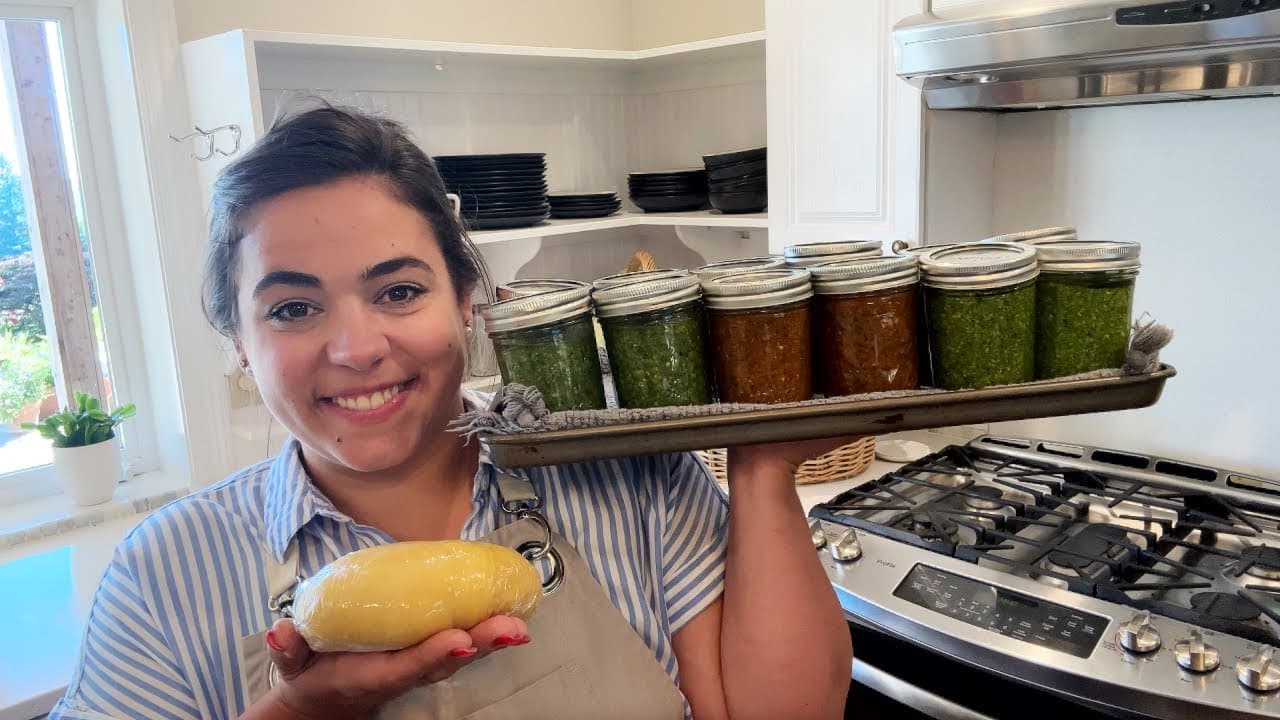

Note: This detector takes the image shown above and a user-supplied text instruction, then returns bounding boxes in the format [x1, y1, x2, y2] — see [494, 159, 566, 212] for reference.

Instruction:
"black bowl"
[703, 147, 766, 167]
[706, 158, 767, 181]
[708, 174, 766, 192]
[630, 193, 708, 212]
[709, 190, 767, 214]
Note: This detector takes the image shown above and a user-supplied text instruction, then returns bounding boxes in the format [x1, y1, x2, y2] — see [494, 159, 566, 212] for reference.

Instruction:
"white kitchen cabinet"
[178, 30, 769, 285]
[765, 0, 924, 250]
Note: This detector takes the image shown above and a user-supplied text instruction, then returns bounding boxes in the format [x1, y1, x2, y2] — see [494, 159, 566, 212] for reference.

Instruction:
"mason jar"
[891, 243, 960, 388]
[495, 278, 589, 301]
[483, 286, 606, 411]
[810, 255, 921, 395]
[920, 243, 1039, 390]
[1032, 240, 1140, 379]
[592, 274, 712, 408]
[693, 256, 786, 283]
[593, 268, 691, 291]
[782, 241, 882, 268]
[702, 268, 814, 404]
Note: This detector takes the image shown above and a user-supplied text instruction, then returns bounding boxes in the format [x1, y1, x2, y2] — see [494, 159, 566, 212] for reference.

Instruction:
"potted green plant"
[24, 391, 136, 506]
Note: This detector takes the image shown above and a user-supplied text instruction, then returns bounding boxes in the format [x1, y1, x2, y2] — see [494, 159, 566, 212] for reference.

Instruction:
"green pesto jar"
[1032, 240, 1140, 379]
[593, 274, 712, 408]
[920, 243, 1039, 390]
[483, 287, 606, 412]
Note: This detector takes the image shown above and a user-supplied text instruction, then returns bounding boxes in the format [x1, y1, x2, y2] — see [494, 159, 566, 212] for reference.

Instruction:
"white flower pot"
[53, 438, 122, 506]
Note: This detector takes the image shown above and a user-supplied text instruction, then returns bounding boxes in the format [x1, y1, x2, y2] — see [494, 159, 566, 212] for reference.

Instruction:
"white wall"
[627, 0, 764, 49]
[175, 0, 632, 48]
[175, 0, 765, 50]
[983, 97, 1280, 477]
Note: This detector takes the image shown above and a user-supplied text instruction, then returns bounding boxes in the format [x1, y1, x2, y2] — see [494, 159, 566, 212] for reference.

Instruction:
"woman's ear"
[235, 343, 252, 377]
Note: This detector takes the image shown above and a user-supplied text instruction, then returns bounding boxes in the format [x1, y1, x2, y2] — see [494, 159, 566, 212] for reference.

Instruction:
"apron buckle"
[268, 576, 302, 619]
[519, 540, 565, 595]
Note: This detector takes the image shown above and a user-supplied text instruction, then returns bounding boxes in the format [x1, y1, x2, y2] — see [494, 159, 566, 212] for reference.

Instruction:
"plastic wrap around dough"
[291, 540, 543, 652]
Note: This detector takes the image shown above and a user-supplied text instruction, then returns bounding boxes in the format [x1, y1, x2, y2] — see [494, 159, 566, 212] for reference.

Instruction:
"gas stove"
[810, 435, 1280, 719]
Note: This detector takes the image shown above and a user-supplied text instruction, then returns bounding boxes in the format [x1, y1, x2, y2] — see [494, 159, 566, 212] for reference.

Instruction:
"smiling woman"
[50, 105, 852, 720]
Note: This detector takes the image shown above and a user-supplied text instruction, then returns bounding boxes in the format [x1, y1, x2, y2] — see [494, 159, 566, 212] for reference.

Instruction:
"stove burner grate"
[1189, 592, 1262, 622]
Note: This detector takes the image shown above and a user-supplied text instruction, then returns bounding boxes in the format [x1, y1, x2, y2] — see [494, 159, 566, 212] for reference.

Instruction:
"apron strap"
[494, 471, 541, 513]
[493, 471, 564, 596]
[266, 538, 302, 619]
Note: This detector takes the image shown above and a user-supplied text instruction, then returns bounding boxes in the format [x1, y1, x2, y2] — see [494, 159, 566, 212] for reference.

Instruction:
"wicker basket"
[695, 436, 877, 485]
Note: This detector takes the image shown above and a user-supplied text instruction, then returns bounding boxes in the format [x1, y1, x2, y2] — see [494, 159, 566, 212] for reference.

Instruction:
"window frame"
[0, 0, 160, 505]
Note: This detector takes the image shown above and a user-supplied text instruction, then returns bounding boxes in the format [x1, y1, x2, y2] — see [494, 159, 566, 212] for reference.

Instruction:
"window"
[0, 7, 147, 505]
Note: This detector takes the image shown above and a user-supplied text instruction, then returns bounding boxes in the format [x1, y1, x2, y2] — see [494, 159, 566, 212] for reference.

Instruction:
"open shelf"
[248, 30, 765, 72]
[467, 210, 768, 245]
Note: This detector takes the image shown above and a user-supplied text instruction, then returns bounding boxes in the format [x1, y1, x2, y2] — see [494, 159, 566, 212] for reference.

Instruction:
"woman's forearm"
[720, 454, 852, 720]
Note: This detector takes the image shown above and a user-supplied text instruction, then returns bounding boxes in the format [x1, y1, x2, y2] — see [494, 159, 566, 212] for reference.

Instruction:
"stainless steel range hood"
[894, 0, 1280, 110]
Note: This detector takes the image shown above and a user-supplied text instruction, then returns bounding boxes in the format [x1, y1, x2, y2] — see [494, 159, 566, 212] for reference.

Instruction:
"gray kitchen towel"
[452, 318, 1173, 439]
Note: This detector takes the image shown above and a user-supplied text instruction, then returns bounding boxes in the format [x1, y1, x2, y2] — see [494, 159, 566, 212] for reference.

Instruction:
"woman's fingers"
[262, 614, 532, 708]
[467, 615, 531, 652]
[266, 618, 313, 678]
[387, 617, 529, 685]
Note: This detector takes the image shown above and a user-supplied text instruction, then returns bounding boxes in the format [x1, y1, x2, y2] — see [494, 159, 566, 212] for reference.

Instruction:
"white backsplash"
[978, 96, 1280, 477]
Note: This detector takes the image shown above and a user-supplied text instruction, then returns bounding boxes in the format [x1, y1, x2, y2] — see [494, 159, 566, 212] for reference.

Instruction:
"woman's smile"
[320, 377, 418, 425]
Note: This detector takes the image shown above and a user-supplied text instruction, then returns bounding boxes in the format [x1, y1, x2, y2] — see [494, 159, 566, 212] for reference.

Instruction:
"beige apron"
[239, 472, 687, 719]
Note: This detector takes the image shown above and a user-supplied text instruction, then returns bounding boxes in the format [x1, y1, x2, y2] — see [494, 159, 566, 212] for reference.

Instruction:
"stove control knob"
[1174, 631, 1220, 673]
[1238, 646, 1280, 692]
[829, 527, 862, 562]
[808, 518, 827, 550]
[1117, 611, 1161, 654]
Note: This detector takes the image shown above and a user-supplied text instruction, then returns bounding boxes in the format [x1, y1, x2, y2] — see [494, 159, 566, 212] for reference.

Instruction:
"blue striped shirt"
[50, 391, 729, 719]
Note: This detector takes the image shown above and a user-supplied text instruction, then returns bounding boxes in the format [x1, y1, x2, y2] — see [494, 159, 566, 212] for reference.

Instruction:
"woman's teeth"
[333, 384, 403, 411]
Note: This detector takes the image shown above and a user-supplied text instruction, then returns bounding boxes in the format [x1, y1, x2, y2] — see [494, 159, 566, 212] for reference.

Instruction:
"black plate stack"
[433, 153, 549, 230]
[627, 169, 708, 213]
[704, 147, 766, 214]
[547, 191, 621, 219]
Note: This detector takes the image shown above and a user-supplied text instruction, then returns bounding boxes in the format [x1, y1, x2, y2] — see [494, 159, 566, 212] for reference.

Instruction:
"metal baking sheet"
[482, 365, 1177, 469]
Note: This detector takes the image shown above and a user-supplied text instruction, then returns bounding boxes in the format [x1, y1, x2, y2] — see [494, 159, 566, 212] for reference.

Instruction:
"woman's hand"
[726, 435, 865, 482]
[251, 615, 530, 719]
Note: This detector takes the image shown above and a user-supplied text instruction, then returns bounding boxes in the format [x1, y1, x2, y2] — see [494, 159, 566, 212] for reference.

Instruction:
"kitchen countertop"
[0, 434, 946, 720]
[0, 514, 147, 720]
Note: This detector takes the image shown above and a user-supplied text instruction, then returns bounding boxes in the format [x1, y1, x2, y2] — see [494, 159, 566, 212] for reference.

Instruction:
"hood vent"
[894, 0, 1280, 110]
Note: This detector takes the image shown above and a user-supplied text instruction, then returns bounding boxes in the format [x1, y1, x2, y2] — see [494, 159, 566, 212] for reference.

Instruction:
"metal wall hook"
[168, 126, 215, 160]
[168, 123, 241, 161]
[207, 124, 242, 157]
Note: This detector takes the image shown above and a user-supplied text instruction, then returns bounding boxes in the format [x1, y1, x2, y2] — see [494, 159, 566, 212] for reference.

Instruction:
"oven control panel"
[893, 563, 1107, 658]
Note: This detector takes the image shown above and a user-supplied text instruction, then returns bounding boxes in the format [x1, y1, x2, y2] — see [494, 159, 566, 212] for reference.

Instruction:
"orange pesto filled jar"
[701, 268, 814, 404]
[809, 255, 921, 396]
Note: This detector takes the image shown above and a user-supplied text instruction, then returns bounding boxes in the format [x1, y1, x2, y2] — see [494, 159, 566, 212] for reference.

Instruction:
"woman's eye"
[379, 284, 424, 305]
[268, 301, 318, 322]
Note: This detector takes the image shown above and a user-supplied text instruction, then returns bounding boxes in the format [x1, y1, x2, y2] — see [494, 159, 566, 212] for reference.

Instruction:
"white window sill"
[0, 469, 190, 550]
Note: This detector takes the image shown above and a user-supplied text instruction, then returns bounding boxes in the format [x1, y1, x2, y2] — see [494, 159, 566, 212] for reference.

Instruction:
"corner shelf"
[467, 210, 768, 245]
[247, 30, 765, 71]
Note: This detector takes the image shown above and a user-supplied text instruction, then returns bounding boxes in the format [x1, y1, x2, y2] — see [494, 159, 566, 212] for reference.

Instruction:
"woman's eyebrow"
[363, 256, 434, 281]
[252, 270, 321, 298]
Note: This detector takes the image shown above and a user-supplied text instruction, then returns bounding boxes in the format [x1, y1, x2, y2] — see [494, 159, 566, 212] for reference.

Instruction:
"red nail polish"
[265, 630, 284, 653]
[494, 635, 520, 647]
[449, 647, 477, 657]
[514, 635, 531, 646]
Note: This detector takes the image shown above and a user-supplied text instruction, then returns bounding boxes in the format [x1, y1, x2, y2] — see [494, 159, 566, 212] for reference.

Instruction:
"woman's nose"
[326, 306, 390, 371]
